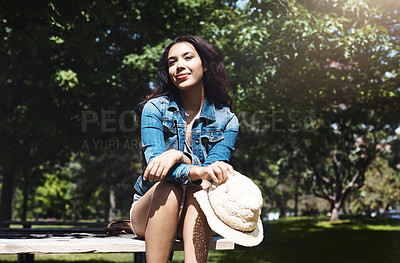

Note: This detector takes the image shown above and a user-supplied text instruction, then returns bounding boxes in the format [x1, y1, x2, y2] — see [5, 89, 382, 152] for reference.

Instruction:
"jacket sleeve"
[141, 100, 199, 185]
[202, 113, 239, 166]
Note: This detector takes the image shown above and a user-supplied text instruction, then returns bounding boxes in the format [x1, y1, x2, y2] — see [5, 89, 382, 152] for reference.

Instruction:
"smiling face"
[168, 42, 204, 91]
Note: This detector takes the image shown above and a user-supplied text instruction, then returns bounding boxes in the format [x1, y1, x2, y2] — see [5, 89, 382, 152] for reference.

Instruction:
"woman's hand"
[143, 149, 184, 182]
[189, 161, 234, 185]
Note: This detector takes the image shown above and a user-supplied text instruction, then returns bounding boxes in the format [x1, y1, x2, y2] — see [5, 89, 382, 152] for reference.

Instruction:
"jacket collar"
[168, 94, 216, 122]
[199, 96, 216, 121]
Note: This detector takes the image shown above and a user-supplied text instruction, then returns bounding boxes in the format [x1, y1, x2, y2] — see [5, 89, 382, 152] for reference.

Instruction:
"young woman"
[130, 35, 239, 263]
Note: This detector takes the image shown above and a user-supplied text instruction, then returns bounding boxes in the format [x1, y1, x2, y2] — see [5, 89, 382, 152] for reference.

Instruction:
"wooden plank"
[0, 228, 104, 234]
[3, 221, 107, 227]
[0, 235, 234, 254]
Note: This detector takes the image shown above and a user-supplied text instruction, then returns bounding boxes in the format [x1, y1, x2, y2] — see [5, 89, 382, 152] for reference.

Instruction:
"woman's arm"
[143, 149, 191, 182]
[141, 100, 194, 183]
[189, 161, 234, 184]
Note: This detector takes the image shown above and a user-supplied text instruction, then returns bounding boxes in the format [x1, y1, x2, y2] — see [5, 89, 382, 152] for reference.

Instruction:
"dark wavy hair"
[144, 35, 232, 109]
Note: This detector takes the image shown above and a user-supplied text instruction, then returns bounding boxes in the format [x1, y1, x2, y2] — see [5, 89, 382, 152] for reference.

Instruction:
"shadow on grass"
[212, 216, 400, 263]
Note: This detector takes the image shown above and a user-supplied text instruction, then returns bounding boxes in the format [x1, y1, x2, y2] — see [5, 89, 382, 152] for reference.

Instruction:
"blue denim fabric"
[134, 94, 239, 196]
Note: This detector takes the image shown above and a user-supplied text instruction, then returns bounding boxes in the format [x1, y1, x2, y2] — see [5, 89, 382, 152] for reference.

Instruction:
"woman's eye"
[185, 56, 193, 60]
[168, 61, 176, 66]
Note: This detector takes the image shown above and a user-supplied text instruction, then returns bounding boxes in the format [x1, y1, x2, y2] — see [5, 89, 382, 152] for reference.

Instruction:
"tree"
[0, 0, 249, 221]
[34, 172, 73, 219]
[351, 157, 400, 214]
[0, 0, 83, 224]
[3, 0, 397, 223]
[210, 0, 400, 221]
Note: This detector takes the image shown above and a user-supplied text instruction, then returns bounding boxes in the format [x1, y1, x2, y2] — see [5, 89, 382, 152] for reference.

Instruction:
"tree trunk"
[330, 202, 340, 222]
[278, 195, 287, 218]
[22, 178, 28, 221]
[0, 169, 15, 227]
[294, 172, 300, 216]
[104, 194, 110, 222]
[108, 187, 116, 222]
[341, 201, 348, 216]
[71, 203, 78, 222]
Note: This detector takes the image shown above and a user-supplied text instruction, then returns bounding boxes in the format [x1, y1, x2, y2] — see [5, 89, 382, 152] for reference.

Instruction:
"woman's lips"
[177, 73, 189, 80]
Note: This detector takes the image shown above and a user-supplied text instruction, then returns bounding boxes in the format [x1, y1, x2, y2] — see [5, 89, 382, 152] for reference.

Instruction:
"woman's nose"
[176, 58, 185, 70]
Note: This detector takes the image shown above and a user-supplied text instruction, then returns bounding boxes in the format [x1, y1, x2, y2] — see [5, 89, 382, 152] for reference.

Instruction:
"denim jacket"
[134, 94, 239, 196]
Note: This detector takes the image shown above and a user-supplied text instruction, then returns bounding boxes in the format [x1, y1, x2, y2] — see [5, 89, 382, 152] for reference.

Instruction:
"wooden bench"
[0, 221, 235, 263]
[0, 220, 106, 234]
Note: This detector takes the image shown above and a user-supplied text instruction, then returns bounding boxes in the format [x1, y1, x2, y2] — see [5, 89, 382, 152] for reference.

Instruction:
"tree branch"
[311, 164, 334, 202]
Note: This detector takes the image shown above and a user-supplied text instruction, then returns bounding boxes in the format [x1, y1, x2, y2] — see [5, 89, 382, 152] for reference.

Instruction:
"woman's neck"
[179, 85, 205, 116]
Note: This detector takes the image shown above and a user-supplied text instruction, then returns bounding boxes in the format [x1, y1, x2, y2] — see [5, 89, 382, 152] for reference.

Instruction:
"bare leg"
[131, 181, 183, 263]
[130, 182, 159, 238]
[181, 185, 213, 263]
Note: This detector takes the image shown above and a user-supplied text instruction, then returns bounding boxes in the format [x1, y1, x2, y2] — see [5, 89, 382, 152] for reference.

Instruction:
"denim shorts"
[129, 193, 142, 236]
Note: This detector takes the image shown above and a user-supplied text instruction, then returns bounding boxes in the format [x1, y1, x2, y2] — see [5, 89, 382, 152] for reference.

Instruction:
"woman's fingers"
[149, 162, 161, 182]
[153, 163, 165, 182]
[158, 166, 169, 181]
[210, 161, 233, 184]
[144, 160, 162, 182]
[143, 161, 153, 181]
[205, 167, 218, 182]
[227, 163, 234, 177]
[213, 165, 224, 184]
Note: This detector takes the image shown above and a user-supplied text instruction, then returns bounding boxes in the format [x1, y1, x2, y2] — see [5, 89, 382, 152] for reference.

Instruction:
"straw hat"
[194, 171, 264, 247]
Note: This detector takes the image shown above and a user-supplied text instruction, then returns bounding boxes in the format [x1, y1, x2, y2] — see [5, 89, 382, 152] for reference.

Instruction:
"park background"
[0, 0, 399, 262]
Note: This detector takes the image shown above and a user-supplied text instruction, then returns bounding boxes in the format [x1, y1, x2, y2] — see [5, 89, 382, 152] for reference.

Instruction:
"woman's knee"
[152, 180, 183, 208]
[184, 185, 202, 207]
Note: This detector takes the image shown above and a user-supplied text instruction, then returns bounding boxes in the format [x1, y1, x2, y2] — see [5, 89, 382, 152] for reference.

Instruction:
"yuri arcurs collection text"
[81, 139, 141, 152]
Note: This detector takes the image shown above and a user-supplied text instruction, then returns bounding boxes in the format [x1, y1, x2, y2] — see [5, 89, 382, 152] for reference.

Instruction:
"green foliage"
[1, 0, 399, 221]
[352, 157, 400, 212]
[122, 39, 173, 78]
[55, 69, 79, 90]
[35, 172, 73, 219]
[221, 0, 400, 220]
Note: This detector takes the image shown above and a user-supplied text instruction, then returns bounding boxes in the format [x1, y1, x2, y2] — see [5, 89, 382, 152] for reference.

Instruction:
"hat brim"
[194, 189, 264, 247]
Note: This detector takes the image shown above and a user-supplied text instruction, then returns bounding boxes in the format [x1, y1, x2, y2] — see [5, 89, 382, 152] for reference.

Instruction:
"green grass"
[1, 217, 399, 263]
